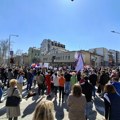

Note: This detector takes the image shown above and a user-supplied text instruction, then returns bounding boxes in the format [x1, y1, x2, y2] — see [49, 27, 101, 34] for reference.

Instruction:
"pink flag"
[75, 53, 84, 72]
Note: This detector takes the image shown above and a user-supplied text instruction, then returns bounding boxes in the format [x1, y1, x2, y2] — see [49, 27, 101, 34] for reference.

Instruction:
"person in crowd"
[110, 70, 117, 81]
[7, 68, 14, 88]
[33, 69, 37, 88]
[97, 71, 101, 94]
[116, 68, 120, 80]
[64, 70, 71, 95]
[51, 71, 55, 92]
[79, 74, 86, 84]
[77, 70, 81, 82]
[81, 76, 93, 119]
[99, 70, 109, 96]
[59, 73, 65, 102]
[89, 70, 98, 98]
[23, 66, 28, 80]
[110, 76, 120, 95]
[26, 69, 33, 90]
[17, 71, 24, 95]
[1, 68, 7, 86]
[45, 71, 52, 97]
[70, 72, 77, 90]
[67, 83, 86, 120]
[36, 71, 45, 95]
[52, 72, 59, 98]
[32, 100, 54, 120]
[1, 68, 5, 83]
[13, 68, 19, 79]
[6, 79, 22, 120]
[104, 84, 120, 120]
[0, 80, 3, 102]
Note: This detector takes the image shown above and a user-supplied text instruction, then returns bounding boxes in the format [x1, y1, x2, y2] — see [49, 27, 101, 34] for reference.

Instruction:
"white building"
[116, 51, 120, 65]
[40, 39, 68, 55]
[109, 49, 117, 65]
[89, 47, 109, 66]
[89, 47, 120, 66]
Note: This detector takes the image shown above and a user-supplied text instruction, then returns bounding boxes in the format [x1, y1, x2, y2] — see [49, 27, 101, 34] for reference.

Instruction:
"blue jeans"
[0, 88, 3, 101]
[92, 86, 96, 97]
[65, 81, 70, 94]
[85, 102, 93, 118]
[27, 82, 32, 90]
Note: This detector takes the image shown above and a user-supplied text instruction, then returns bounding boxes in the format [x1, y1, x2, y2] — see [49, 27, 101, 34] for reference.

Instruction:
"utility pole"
[8, 34, 19, 67]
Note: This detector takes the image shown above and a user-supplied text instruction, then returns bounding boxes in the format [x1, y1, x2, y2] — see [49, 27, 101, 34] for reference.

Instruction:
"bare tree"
[0, 39, 9, 65]
[15, 49, 23, 66]
[15, 49, 23, 56]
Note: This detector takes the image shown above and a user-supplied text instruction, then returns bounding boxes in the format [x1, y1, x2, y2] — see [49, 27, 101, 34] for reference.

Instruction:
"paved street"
[0, 86, 105, 120]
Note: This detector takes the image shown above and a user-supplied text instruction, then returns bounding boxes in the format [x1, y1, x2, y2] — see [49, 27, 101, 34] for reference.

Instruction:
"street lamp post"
[8, 34, 19, 67]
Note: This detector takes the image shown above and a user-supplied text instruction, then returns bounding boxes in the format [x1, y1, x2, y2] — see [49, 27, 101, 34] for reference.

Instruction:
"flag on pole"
[75, 52, 84, 72]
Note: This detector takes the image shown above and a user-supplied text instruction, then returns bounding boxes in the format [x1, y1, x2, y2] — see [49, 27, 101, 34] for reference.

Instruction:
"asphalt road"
[0, 86, 105, 120]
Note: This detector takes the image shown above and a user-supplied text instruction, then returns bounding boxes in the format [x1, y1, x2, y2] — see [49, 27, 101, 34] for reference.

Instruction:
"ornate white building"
[40, 39, 68, 55]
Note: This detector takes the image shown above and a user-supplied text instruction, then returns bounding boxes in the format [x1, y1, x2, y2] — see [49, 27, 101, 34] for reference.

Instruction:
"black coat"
[89, 74, 97, 86]
[81, 81, 93, 102]
[99, 73, 109, 85]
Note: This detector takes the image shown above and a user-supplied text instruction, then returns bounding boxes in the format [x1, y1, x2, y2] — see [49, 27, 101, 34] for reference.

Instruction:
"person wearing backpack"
[6, 79, 22, 120]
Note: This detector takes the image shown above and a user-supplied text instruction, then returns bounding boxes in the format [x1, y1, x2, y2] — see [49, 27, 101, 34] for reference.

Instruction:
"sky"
[0, 0, 120, 53]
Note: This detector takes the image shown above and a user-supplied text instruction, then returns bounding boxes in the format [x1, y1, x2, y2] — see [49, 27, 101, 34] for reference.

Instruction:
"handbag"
[6, 88, 21, 107]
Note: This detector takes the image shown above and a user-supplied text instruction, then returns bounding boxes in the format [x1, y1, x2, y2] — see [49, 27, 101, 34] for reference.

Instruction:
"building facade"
[40, 39, 68, 55]
[89, 48, 120, 66]
[14, 53, 29, 66]
[116, 51, 120, 66]
[89, 47, 112, 66]
[22, 53, 29, 66]
[28, 47, 41, 65]
[41, 50, 103, 68]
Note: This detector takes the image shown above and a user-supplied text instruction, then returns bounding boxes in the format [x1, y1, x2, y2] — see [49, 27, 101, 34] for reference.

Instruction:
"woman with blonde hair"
[6, 79, 22, 120]
[33, 100, 54, 120]
[67, 83, 86, 120]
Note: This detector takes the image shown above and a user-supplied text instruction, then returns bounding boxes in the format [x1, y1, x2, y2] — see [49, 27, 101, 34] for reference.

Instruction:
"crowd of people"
[0, 66, 120, 120]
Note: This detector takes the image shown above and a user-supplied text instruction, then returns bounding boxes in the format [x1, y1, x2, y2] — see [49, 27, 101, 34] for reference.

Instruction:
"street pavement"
[0, 86, 105, 120]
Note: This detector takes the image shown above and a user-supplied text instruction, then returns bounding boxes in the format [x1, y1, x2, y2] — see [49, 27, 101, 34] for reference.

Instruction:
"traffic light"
[10, 58, 14, 64]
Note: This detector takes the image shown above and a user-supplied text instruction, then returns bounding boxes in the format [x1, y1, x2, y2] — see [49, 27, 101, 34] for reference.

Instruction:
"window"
[57, 57, 60, 60]
[68, 56, 70, 60]
[43, 58, 48, 61]
[65, 56, 67, 59]
[51, 42, 53, 45]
